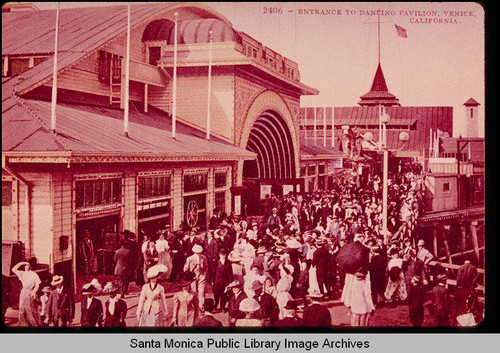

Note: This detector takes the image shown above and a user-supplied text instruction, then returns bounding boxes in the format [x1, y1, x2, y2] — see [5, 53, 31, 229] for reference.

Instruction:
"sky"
[32, 2, 485, 137]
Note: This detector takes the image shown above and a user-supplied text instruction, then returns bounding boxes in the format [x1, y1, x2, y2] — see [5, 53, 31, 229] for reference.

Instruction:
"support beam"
[460, 223, 467, 254]
[144, 83, 148, 113]
[470, 221, 480, 265]
[432, 227, 438, 258]
[442, 226, 452, 265]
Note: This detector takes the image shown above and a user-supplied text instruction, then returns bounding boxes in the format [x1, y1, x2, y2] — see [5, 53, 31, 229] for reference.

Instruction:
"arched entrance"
[243, 110, 297, 215]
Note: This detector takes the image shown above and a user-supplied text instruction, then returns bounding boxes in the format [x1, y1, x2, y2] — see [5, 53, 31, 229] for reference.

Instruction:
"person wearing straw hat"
[103, 282, 127, 327]
[80, 279, 103, 327]
[171, 272, 198, 327]
[184, 243, 208, 311]
[226, 280, 246, 326]
[47, 275, 74, 327]
[38, 285, 52, 326]
[235, 297, 262, 327]
[136, 264, 169, 327]
[11, 258, 41, 326]
[213, 248, 233, 313]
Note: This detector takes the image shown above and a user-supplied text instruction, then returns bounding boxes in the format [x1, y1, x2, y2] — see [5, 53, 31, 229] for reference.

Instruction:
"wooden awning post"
[442, 225, 452, 265]
[432, 226, 438, 258]
[460, 223, 467, 254]
[470, 221, 480, 265]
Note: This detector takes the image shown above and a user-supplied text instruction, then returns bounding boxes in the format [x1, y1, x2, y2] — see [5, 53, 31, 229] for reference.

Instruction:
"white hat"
[147, 264, 169, 279]
[417, 239, 425, 246]
[192, 244, 203, 253]
[51, 275, 63, 286]
[308, 289, 323, 298]
[286, 238, 301, 249]
[239, 297, 260, 312]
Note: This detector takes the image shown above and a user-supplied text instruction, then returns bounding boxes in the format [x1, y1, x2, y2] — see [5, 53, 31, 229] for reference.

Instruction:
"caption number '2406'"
[263, 7, 283, 14]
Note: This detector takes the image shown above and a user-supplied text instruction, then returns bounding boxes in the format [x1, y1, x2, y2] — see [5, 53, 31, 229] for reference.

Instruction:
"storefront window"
[215, 172, 227, 189]
[76, 179, 121, 208]
[215, 192, 226, 214]
[184, 173, 208, 193]
[2, 181, 12, 206]
[138, 175, 171, 199]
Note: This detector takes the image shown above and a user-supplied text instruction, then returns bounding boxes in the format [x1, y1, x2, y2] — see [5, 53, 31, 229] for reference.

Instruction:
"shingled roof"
[358, 64, 400, 107]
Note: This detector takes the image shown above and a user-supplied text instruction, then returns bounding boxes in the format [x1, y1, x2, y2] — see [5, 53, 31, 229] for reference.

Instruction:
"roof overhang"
[2, 150, 256, 165]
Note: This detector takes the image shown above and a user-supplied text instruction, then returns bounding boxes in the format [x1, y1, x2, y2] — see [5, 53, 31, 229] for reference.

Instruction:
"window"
[300, 166, 306, 177]
[8, 58, 29, 77]
[318, 164, 326, 174]
[214, 172, 227, 189]
[75, 179, 121, 208]
[443, 182, 450, 192]
[2, 181, 12, 206]
[138, 175, 171, 199]
[252, 48, 257, 59]
[184, 173, 208, 193]
[308, 165, 316, 176]
[148, 46, 161, 65]
[215, 192, 226, 214]
[98, 50, 122, 83]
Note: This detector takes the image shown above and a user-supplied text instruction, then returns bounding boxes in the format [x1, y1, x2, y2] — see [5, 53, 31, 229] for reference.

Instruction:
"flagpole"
[172, 12, 178, 139]
[50, 2, 60, 132]
[378, 14, 381, 64]
[123, 4, 131, 137]
[313, 107, 317, 146]
[331, 106, 335, 148]
[323, 106, 326, 147]
[206, 30, 213, 140]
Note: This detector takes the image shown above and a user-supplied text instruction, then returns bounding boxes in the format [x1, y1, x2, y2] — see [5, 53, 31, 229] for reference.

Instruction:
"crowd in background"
[6, 169, 483, 328]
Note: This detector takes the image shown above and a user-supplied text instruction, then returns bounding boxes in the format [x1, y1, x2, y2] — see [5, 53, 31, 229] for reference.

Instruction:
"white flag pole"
[123, 4, 131, 137]
[323, 106, 326, 147]
[331, 106, 335, 148]
[206, 30, 213, 140]
[50, 3, 60, 132]
[313, 107, 317, 146]
[172, 12, 178, 139]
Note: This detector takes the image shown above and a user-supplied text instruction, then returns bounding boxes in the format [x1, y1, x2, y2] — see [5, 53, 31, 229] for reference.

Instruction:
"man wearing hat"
[303, 289, 331, 326]
[252, 279, 278, 326]
[213, 248, 233, 313]
[407, 275, 425, 326]
[184, 243, 208, 310]
[432, 273, 451, 326]
[114, 240, 135, 298]
[194, 298, 223, 327]
[275, 300, 305, 327]
[416, 239, 434, 285]
[204, 230, 220, 287]
[312, 238, 330, 298]
[47, 275, 74, 327]
[103, 282, 127, 327]
[39, 285, 52, 326]
[267, 207, 282, 230]
[226, 280, 247, 326]
[80, 279, 103, 327]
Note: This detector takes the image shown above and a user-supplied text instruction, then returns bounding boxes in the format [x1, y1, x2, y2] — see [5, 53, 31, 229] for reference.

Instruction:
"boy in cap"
[432, 273, 451, 326]
[407, 275, 425, 326]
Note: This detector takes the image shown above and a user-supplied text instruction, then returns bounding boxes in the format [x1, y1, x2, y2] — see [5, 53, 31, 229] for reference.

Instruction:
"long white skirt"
[308, 266, 321, 295]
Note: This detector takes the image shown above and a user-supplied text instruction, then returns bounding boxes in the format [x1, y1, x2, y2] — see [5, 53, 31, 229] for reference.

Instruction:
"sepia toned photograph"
[2, 2, 485, 330]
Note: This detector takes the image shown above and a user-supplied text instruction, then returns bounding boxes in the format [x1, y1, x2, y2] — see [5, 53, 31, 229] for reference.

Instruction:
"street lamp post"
[364, 108, 408, 245]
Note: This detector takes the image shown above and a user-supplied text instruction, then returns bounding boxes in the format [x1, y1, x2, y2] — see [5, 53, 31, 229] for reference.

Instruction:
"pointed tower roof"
[464, 97, 480, 106]
[358, 64, 400, 107]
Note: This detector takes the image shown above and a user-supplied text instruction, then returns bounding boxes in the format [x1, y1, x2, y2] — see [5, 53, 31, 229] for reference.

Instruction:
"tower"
[464, 98, 480, 138]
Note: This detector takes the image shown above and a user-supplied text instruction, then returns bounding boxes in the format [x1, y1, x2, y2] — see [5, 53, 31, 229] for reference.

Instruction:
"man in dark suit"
[114, 240, 135, 297]
[302, 290, 332, 326]
[226, 280, 246, 326]
[456, 259, 478, 289]
[432, 274, 451, 326]
[204, 230, 220, 287]
[253, 280, 278, 326]
[194, 299, 223, 327]
[312, 238, 330, 297]
[80, 281, 103, 327]
[213, 248, 233, 312]
[183, 228, 201, 258]
[275, 300, 305, 327]
[47, 275, 74, 327]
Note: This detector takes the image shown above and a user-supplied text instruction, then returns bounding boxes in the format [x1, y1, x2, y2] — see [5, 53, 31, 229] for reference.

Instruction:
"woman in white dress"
[155, 233, 172, 281]
[307, 241, 321, 296]
[136, 264, 169, 326]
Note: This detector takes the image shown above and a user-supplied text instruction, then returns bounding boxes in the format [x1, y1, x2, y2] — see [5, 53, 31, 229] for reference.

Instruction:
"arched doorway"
[243, 110, 296, 215]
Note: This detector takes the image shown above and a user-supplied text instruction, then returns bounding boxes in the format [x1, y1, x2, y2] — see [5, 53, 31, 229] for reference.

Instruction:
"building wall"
[52, 171, 73, 266]
[176, 66, 235, 142]
[424, 175, 458, 212]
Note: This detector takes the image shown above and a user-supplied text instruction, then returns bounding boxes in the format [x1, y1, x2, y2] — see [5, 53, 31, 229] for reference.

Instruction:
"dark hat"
[178, 271, 196, 287]
[284, 300, 298, 310]
[81, 284, 99, 295]
[203, 298, 215, 312]
[251, 280, 263, 291]
[219, 247, 229, 255]
[436, 273, 448, 282]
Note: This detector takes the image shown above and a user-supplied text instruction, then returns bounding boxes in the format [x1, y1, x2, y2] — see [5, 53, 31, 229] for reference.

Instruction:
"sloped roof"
[300, 140, 346, 160]
[464, 97, 480, 106]
[2, 94, 255, 161]
[439, 137, 485, 163]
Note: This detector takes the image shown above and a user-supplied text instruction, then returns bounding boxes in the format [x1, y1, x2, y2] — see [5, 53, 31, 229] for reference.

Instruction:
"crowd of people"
[6, 170, 483, 328]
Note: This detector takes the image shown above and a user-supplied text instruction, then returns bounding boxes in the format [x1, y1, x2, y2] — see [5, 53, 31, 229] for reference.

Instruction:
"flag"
[437, 128, 449, 138]
[395, 24, 407, 38]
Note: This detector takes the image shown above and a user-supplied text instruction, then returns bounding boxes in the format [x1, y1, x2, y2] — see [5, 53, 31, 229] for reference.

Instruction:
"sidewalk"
[4, 282, 437, 327]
